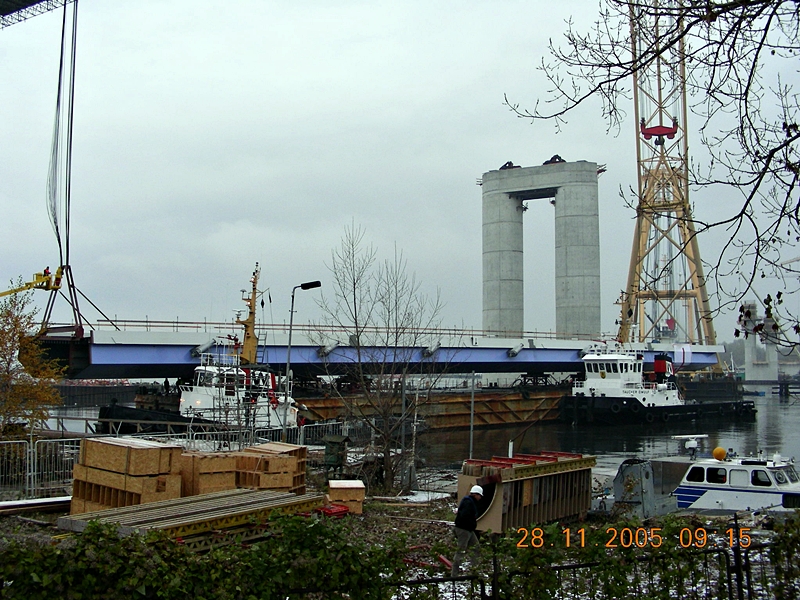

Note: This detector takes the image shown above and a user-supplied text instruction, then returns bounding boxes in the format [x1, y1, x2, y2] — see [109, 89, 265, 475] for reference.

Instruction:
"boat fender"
[610, 403, 621, 414]
[645, 412, 654, 423]
[662, 412, 670, 422]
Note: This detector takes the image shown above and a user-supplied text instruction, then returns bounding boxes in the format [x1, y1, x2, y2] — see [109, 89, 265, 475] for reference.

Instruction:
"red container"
[315, 504, 350, 518]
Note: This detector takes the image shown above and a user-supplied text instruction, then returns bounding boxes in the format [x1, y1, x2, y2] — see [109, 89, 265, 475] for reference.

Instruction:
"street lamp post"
[283, 280, 321, 441]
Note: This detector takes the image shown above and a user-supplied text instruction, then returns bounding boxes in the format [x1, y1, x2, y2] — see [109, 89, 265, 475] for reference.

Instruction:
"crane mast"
[617, 1, 716, 345]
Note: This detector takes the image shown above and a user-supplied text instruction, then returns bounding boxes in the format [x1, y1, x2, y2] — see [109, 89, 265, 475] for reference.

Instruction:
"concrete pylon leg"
[481, 161, 601, 338]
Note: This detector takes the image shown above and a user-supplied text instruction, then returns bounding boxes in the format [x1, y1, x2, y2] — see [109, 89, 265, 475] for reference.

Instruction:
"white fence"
[0, 421, 375, 500]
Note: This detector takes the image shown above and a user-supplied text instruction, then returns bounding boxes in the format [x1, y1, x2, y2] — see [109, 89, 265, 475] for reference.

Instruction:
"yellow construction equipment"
[0, 266, 63, 298]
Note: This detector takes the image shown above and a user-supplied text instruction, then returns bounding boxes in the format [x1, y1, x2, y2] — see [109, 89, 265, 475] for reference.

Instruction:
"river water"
[418, 385, 800, 470]
[47, 385, 800, 475]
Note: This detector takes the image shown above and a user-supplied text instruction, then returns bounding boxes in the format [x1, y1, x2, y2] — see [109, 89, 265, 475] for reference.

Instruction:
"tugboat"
[561, 342, 756, 425]
[98, 264, 301, 433]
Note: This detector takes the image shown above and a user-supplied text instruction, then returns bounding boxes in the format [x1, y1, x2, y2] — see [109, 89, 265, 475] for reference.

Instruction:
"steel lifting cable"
[64, 0, 78, 266]
[46, 0, 78, 267]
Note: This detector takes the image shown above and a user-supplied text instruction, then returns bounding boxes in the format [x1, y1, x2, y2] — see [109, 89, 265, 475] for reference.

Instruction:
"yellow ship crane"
[236, 262, 263, 365]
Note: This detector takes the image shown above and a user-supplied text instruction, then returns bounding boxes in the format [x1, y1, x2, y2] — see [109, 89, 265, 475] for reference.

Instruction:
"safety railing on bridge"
[46, 318, 594, 342]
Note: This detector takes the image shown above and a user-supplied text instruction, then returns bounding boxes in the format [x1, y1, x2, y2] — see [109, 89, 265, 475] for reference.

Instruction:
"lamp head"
[300, 280, 321, 290]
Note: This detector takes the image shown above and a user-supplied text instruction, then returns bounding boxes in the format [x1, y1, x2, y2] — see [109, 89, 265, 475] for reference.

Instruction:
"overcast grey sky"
[0, 1, 766, 341]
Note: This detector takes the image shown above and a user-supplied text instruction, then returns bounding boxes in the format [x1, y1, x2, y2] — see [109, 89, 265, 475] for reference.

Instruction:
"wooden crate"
[333, 499, 363, 515]
[182, 452, 237, 473]
[194, 472, 236, 495]
[233, 452, 298, 474]
[73, 464, 182, 496]
[80, 438, 183, 476]
[83, 500, 111, 514]
[69, 497, 85, 515]
[236, 471, 293, 489]
[244, 442, 307, 460]
[180, 453, 236, 496]
[328, 480, 365, 503]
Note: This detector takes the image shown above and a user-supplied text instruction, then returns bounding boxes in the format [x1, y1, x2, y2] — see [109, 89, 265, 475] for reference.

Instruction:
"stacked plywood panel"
[327, 480, 365, 514]
[180, 452, 237, 496]
[240, 442, 307, 494]
[71, 438, 183, 515]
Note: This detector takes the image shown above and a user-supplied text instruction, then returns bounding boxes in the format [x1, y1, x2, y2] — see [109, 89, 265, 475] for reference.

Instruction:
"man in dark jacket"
[451, 484, 483, 577]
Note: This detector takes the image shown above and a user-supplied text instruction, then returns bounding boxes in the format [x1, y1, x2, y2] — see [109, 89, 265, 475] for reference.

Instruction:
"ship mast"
[236, 263, 261, 365]
[617, 1, 716, 345]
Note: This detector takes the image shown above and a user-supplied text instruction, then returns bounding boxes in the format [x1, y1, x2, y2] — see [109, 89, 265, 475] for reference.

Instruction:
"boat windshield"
[772, 465, 799, 485]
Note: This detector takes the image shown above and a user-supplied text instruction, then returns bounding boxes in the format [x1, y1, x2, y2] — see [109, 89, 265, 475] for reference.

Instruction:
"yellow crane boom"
[0, 267, 63, 298]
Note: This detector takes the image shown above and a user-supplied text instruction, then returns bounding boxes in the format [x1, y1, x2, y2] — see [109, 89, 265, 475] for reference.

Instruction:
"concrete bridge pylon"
[481, 160, 601, 338]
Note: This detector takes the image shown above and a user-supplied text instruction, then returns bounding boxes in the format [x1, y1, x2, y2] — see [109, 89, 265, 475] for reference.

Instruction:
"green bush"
[0, 516, 407, 600]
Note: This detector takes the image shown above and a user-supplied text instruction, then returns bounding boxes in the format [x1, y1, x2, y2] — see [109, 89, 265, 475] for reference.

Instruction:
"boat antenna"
[261, 287, 276, 349]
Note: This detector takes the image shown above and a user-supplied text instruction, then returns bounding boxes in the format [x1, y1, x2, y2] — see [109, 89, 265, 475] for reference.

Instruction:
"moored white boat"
[178, 263, 300, 430]
[178, 347, 299, 429]
[673, 446, 800, 513]
[561, 342, 756, 425]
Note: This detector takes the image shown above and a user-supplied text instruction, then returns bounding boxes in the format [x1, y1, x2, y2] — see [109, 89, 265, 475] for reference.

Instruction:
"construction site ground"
[0, 493, 461, 574]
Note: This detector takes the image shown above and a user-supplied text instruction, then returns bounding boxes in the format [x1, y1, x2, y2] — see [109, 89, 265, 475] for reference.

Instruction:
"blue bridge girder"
[56, 330, 725, 380]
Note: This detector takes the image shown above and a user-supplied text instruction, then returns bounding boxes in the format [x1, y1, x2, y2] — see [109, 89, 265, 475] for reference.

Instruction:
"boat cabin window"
[782, 465, 800, 483]
[706, 467, 727, 484]
[751, 470, 772, 487]
[773, 470, 789, 485]
[611, 363, 618, 373]
[686, 466, 704, 482]
[730, 469, 749, 487]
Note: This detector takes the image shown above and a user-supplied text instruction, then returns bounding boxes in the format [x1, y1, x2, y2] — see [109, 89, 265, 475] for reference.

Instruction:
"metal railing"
[0, 438, 82, 500]
[43, 318, 599, 342]
[1, 419, 379, 500]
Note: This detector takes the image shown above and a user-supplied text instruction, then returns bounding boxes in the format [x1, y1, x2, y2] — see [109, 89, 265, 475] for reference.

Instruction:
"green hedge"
[0, 516, 407, 600]
[2, 511, 800, 599]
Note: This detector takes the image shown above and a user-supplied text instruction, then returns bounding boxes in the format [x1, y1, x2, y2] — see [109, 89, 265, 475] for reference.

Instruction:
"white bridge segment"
[481, 160, 601, 339]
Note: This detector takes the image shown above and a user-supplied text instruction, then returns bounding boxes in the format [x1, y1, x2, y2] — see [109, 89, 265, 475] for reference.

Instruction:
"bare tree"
[506, 0, 800, 339]
[310, 224, 452, 491]
[0, 286, 64, 437]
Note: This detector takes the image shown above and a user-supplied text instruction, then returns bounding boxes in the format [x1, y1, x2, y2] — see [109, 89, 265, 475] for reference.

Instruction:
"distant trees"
[310, 224, 453, 491]
[507, 0, 800, 340]
[0, 285, 64, 437]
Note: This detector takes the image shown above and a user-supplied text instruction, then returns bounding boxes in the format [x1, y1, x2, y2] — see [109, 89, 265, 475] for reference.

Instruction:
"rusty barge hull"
[299, 386, 567, 430]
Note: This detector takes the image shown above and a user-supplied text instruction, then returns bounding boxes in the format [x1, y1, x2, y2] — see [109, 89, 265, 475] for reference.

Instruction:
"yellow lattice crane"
[616, 2, 716, 346]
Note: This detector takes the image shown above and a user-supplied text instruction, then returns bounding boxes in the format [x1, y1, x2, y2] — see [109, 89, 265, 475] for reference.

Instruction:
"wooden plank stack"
[239, 442, 307, 494]
[327, 480, 365, 514]
[70, 439, 311, 515]
[70, 438, 183, 514]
